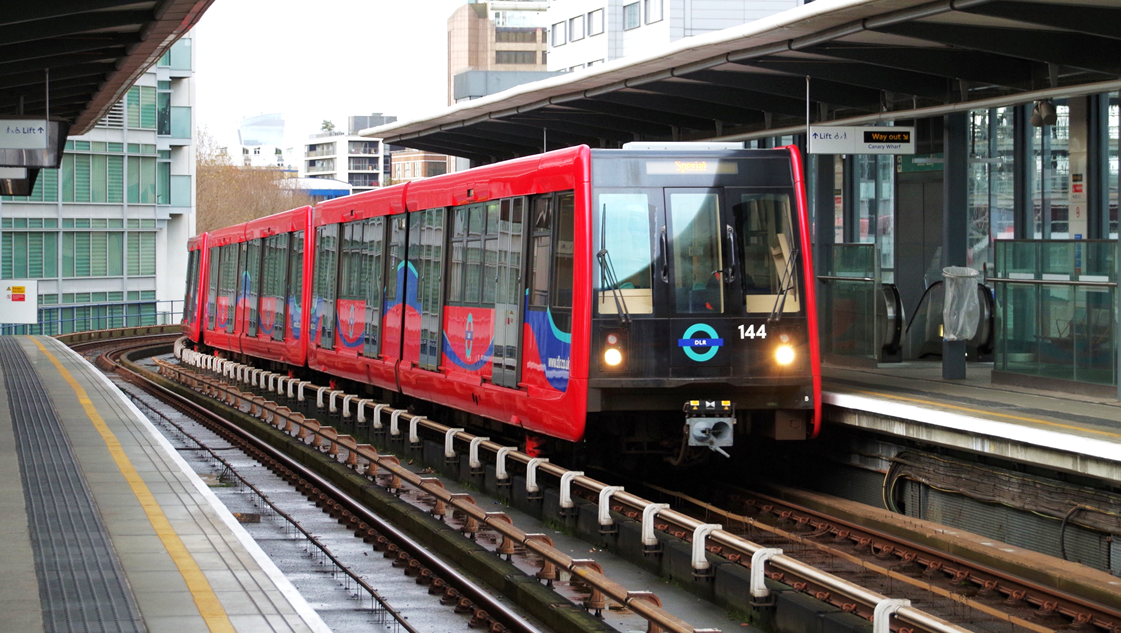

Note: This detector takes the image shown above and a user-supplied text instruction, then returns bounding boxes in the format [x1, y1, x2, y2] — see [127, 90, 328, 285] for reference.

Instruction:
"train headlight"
[604, 348, 623, 366]
[775, 345, 795, 365]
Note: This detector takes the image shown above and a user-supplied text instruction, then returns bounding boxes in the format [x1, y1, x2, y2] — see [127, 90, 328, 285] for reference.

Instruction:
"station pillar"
[942, 112, 968, 379]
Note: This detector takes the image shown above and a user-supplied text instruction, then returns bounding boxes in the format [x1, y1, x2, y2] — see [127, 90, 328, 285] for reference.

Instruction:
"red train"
[182, 144, 820, 462]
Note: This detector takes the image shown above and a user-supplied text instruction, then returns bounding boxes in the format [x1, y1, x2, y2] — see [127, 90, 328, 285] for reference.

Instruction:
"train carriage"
[184, 143, 819, 461]
[306, 185, 409, 391]
[239, 206, 315, 366]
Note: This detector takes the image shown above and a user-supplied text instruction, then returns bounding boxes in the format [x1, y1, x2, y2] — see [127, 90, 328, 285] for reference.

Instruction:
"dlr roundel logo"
[677, 323, 724, 362]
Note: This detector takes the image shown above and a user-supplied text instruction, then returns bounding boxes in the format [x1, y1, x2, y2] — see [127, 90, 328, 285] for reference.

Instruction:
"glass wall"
[967, 107, 1015, 274]
[1110, 92, 1119, 238]
[856, 154, 894, 283]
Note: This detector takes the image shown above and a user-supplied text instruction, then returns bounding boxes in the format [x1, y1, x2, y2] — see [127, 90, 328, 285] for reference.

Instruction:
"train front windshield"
[593, 152, 802, 318]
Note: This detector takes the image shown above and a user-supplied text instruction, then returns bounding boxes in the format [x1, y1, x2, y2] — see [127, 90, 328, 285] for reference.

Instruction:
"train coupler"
[683, 400, 736, 458]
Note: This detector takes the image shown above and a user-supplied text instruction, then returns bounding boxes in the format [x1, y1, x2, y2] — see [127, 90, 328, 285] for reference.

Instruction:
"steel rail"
[107, 344, 544, 633]
[171, 342, 978, 633]
[168, 347, 716, 633]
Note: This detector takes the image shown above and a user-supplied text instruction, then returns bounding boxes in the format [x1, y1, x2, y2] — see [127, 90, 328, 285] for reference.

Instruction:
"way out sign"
[809, 126, 915, 155]
[2, 280, 37, 324]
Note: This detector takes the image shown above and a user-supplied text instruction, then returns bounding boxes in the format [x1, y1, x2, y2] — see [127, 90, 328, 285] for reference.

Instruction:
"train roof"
[405, 145, 588, 211]
[314, 183, 408, 228]
[246, 206, 312, 240]
[186, 234, 207, 251]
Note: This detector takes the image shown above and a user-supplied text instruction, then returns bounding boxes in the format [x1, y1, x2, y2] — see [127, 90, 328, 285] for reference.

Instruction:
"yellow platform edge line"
[32, 338, 236, 633]
[851, 388, 1121, 440]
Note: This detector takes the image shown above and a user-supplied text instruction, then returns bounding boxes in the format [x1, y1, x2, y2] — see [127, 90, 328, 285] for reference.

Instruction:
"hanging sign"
[809, 126, 915, 155]
[0, 120, 49, 150]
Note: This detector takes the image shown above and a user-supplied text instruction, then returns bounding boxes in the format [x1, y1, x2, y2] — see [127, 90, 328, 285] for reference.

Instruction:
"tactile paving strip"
[0, 338, 145, 633]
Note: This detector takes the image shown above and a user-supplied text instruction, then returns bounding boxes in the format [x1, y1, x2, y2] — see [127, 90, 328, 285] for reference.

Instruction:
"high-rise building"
[447, 1, 558, 104]
[350, 114, 397, 187]
[0, 34, 197, 334]
[546, 0, 802, 72]
[304, 133, 385, 194]
[235, 113, 288, 168]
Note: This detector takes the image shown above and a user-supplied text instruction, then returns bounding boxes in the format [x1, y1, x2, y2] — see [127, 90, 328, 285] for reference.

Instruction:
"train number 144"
[738, 324, 767, 339]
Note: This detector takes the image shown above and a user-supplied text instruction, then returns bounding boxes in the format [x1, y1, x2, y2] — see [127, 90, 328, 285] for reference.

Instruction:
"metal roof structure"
[0, 0, 214, 136]
[367, 0, 1121, 164]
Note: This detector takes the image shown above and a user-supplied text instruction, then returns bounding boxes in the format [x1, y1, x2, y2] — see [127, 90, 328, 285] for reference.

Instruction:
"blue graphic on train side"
[524, 305, 571, 392]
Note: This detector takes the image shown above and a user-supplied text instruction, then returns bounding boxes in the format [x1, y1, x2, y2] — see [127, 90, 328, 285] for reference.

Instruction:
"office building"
[0, 35, 196, 334]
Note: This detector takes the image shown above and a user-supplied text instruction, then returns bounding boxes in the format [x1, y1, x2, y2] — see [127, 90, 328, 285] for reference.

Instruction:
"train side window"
[447, 206, 467, 303]
[385, 215, 406, 303]
[464, 204, 483, 304]
[550, 192, 575, 331]
[482, 201, 499, 305]
[286, 231, 304, 340]
[527, 196, 552, 308]
[262, 234, 289, 341]
[207, 246, 219, 329]
[313, 224, 339, 348]
[362, 218, 385, 357]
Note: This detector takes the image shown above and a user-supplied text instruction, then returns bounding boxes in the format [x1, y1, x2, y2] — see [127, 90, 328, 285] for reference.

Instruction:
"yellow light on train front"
[604, 348, 623, 366]
[775, 345, 795, 365]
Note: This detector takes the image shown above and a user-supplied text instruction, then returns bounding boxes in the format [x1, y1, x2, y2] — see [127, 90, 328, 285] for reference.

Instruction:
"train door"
[312, 224, 339, 350]
[663, 188, 733, 369]
[381, 214, 408, 362]
[206, 245, 220, 331]
[244, 238, 262, 337]
[408, 208, 445, 372]
[362, 218, 385, 359]
[286, 231, 304, 341]
[491, 197, 526, 388]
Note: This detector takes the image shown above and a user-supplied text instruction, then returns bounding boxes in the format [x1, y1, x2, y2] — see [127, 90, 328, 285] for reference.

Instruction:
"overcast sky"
[194, 0, 467, 150]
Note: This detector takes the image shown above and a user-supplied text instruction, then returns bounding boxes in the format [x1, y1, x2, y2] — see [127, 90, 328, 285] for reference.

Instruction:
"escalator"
[902, 281, 995, 361]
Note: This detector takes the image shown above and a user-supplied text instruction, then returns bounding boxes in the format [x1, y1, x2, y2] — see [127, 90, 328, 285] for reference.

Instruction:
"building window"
[588, 9, 604, 36]
[645, 0, 662, 24]
[624, 3, 640, 30]
[569, 15, 584, 41]
[496, 50, 536, 64]
[496, 28, 536, 43]
[552, 22, 566, 46]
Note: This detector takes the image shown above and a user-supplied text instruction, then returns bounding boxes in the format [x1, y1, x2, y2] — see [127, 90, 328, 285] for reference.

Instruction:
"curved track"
[97, 338, 543, 633]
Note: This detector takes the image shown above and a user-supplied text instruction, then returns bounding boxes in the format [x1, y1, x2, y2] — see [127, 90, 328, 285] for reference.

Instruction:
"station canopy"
[368, 0, 1121, 164]
[0, 0, 213, 136]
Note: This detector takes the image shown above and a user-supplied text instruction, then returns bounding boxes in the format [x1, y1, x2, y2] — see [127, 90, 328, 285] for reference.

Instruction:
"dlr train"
[182, 144, 820, 465]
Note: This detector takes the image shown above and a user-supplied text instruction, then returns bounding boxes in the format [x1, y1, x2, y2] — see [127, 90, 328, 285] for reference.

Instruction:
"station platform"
[0, 336, 330, 633]
[822, 361, 1121, 484]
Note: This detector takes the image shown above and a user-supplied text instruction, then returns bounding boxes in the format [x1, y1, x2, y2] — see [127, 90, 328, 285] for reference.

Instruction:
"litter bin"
[942, 266, 979, 341]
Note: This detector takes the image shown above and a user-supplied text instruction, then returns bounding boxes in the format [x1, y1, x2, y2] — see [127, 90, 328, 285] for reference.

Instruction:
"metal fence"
[1, 300, 184, 336]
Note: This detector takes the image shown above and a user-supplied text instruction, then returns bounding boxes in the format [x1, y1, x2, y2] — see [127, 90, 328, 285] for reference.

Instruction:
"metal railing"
[2, 300, 184, 336]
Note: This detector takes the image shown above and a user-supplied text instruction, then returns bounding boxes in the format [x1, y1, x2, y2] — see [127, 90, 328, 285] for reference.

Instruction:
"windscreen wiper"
[597, 248, 632, 328]
[768, 244, 800, 323]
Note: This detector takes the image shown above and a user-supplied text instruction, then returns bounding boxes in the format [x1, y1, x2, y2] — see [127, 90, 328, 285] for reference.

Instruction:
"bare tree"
[195, 127, 313, 234]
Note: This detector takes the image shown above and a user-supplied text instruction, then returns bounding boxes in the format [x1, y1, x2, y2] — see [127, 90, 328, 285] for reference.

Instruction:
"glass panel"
[170, 106, 192, 139]
[818, 244, 879, 362]
[669, 191, 723, 313]
[595, 192, 653, 315]
[994, 240, 1117, 386]
[364, 218, 384, 357]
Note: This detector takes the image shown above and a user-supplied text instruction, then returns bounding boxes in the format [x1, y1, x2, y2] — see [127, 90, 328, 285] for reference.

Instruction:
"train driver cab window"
[732, 192, 799, 314]
[668, 191, 723, 313]
[595, 192, 654, 315]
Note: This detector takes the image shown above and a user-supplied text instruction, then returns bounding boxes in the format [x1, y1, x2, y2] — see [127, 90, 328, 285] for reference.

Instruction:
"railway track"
[101, 335, 1121, 633]
[96, 339, 547, 633]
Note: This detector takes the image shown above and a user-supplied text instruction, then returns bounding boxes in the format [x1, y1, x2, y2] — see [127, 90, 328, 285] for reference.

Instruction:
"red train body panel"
[182, 233, 209, 343]
[183, 144, 821, 452]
